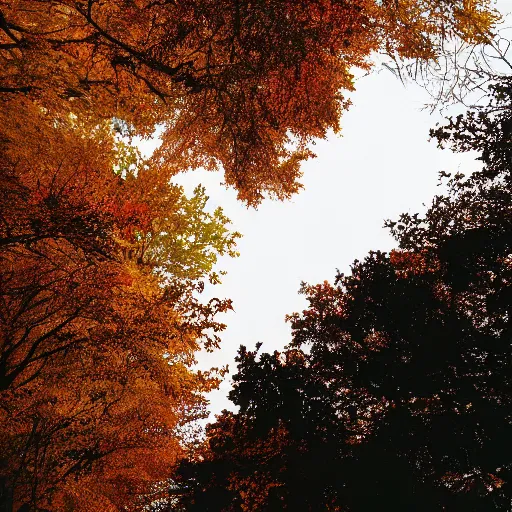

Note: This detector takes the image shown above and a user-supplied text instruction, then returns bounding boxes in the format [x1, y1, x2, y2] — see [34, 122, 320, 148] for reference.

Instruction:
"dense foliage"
[0, 97, 240, 510]
[1, 0, 497, 204]
[0, 1, 505, 510]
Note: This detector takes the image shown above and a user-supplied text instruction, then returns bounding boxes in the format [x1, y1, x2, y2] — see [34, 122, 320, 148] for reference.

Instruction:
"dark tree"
[175, 78, 512, 511]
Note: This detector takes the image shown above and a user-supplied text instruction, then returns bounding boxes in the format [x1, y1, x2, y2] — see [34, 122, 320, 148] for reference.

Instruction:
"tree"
[290, 78, 512, 509]
[0, 1, 507, 509]
[176, 346, 349, 511]
[0, 0, 498, 204]
[175, 78, 512, 510]
[0, 95, 239, 511]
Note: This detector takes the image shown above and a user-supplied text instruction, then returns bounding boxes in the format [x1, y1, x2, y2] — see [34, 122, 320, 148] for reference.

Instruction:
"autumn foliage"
[0, 1, 505, 511]
[0, 95, 240, 510]
[1, 0, 497, 204]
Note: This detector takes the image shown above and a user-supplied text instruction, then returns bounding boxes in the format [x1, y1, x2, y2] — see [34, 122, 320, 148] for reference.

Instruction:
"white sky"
[140, 0, 511, 420]
[184, 75, 479, 417]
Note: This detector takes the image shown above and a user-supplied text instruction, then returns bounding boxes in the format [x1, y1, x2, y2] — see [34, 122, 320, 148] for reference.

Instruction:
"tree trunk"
[0, 477, 13, 512]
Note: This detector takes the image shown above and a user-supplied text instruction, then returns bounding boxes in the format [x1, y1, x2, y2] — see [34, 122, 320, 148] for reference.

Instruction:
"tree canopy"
[1, 0, 498, 204]
[0, 95, 239, 510]
[0, 1, 507, 510]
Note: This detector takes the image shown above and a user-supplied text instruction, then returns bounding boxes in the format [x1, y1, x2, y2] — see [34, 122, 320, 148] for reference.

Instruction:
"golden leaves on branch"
[0, 93, 237, 510]
[1, 0, 498, 204]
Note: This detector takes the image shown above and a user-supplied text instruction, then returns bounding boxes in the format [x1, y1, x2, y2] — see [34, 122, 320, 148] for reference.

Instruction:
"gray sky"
[140, 0, 511, 420]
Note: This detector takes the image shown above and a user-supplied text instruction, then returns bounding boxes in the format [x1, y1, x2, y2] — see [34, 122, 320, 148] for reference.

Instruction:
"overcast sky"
[140, 1, 511, 420]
